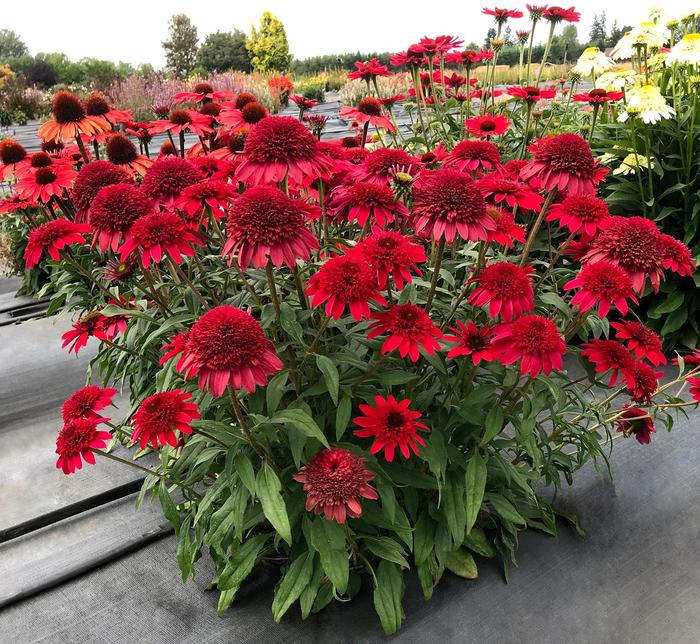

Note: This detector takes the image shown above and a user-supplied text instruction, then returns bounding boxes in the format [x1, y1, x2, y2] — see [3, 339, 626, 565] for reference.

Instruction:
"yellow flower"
[666, 33, 700, 65]
[597, 70, 639, 92]
[612, 153, 654, 176]
[611, 22, 668, 60]
[618, 84, 675, 124]
[572, 47, 614, 77]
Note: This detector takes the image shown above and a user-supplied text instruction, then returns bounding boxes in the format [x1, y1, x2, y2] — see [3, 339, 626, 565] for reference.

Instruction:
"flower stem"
[266, 260, 282, 328]
[425, 237, 446, 310]
[519, 189, 556, 266]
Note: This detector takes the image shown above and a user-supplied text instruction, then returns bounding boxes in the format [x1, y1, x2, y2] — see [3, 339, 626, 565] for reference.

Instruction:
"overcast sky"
[5, 1, 698, 66]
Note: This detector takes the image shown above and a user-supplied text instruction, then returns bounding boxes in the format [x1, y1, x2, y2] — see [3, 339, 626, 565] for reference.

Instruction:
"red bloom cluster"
[367, 303, 443, 361]
[131, 390, 200, 449]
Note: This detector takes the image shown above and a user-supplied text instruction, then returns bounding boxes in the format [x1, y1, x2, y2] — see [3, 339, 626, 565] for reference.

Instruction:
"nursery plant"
[1, 5, 700, 635]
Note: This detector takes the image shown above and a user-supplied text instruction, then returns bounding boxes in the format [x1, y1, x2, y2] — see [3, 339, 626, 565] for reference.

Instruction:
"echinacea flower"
[236, 116, 334, 185]
[24, 219, 91, 268]
[546, 194, 610, 237]
[351, 147, 420, 185]
[659, 234, 696, 277]
[581, 339, 635, 385]
[307, 253, 387, 320]
[572, 88, 625, 104]
[131, 389, 200, 449]
[39, 90, 111, 143]
[161, 305, 282, 396]
[492, 314, 566, 377]
[353, 394, 429, 461]
[507, 86, 557, 102]
[172, 82, 235, 103]
[465, 114, 511, 138]
[444, 321, 496, 364]
[564, 262, 637, 317]
[625, 362, 662, 403]
[688, 376, 700, 403]
[340, 97, 396, 132]
[354, 229, 426, 289]
[615, 405, 656, 445]
[55, 417, 112, 474]
[290, 94, 319, 112]
[61, 312, 109, 354]
[482, 7, 524, 24]
[367, 303, 443, 361]
[411, 169, 495, 242]
[444, 48, 493, 66]
[222, 186, 319, 269]
[89, 183, 154, 252]
[149, 109, 214, 138]
[347, 57, 390, 80]
[0, 138, 27, 179]
[469, 262, 535, 321]
[328, 182, 409, 228]
[486, 207, 526, 248]
[543, 5, 580, 22]
[618, 85, 675, 125]
[444, 140, 502, 172]
[520, 133, 604, 196]
[175, 179, 238, 223]
[0, 193, 32, 215]
[16, 164, 77, 204]
[583, 216, 666, 293]
[477, 174, 544, 211]
[571, 47, 614, 76]
[141, 156, 204, 206]
[611, 320, 666, 366]
[62, 386, 117, 423]
[72, 160, 132, 222]
[105, 133, 152, 177]
[294, 447, 378, 523]
[218, 101, 270, 131]
[666, 33, 700, 65]
[119, 211, 203, 268]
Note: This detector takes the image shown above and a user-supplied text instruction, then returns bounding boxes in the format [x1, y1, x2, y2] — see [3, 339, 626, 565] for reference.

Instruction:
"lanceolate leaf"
[271, 551, 315, 623]
[309, 518, 349, 593]
[465, 451, 487, 535]
[256, 463, 292, 545]
[373, 560, 406, 635]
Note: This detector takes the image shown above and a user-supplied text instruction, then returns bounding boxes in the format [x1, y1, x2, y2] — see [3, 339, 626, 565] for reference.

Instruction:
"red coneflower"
[444, 321, 496, 364]
[0, 138, 27, 178]
[444, 140, 501, 173]
[328, 182, 409, 228]
[367, 303, 443, 361]
[175, 178, 238, 223]
[100, 297, 132, 339]
[190, 154, 237, 181]
[105, 133, 152, 177]
[469, 262, 535, 321]
[173, 82, 235, 103]
[573, 89, 625, 104]
[236, 116, 334, 185]
[611, 320, 666, 366]
[492, 314, 566, 376]
[351, 147, 420, 185]
[131, 389, 200, 449]
[218, 101, 270, 131]
[340, 97, 396, 132]
[306, 253, 387, 320]
[418, 35, 464, 54]
[412, 169, 494, 242]
[390, 47, 429, 67]
[24, 219, 91, 269]
[62, 386, 117, 423]
[347, 57, 391, 80]
[520, 133, 604, 196]
[581, 339, 635, 385]
[465, 114, 511, 138]
[72, 160, 132, 222]
[149, 109, 213, 138]
[61, 312, 109, 354]
[55, 417, 112, 474]
[222, 186, 319, 269]
[507, 86, 557, 102]
[543, 5, 581, 22]
[546, 194, 609, 237]
[159, 141, 178, 156]
[161, 305, 282, 396]
[89, 183, 154, 252]
[659, 234, 696, 277]
[482, 7, 524, 23]
[563, 262, 637, 318]
[0, 193, 32, 215]
[486, 207, 526, 248]
[353, 394, 429, 461]
[119, 211, 203, 268]
[83, 91, 132, 125]
[625, 362, 662, 404]
[14, 150, 68, 180]
[141, 156, 204, 206]
[615, 405, 656, 445]
[583, 216, 666, 293]
[39, 90, 111, 143]
[688, 377, 700, 402]
[444, 48, 493, 66]
[354, 229, 426, 289]
[293, 447, 378, 523]
[16, 164, 77, 204]
[290, 94, 319, 111]
[477, 174, 544, 211]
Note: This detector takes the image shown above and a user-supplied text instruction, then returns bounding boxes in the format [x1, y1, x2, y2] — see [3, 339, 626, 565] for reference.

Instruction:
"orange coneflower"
[83, 92, 133, 126]
[38, 91, 111, 143]
[16, 165, 78, 204]
[105, 133, 152, 177]
[148, 109, 214, 138]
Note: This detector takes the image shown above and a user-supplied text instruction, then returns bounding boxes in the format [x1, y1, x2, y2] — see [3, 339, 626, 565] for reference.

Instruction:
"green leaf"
[266, 371, 288, 415]
[158, 483, 181, 534]
[465, 451, 487, 535]
[218, 534, 269, 591]
[373, 561, 405, 635]
[480, 407, 503, 445]
[256, 463, 292, 545]
[442, 473, 466, 545]
[315, 355, 339, 405]
[206, 494, 238, 546]
[271, 551, 315, 622]
[233, 452, 257, 495]
[193, 475, 228, 526]
[487, 493, 527, 526]
[335, 395, 352, 441]
[217, 588, 237, 615]
[445, 548, 478, 579]
[413, 512, 434, 566]
[463, 527, 495, 558]
[377, 370, 419, 385]
[310, 519, 349, 593]
[363, 536, 409, 568]
[271, 408, 329, 448]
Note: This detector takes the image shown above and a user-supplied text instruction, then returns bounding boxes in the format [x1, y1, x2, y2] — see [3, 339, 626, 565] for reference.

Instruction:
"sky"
[4, 0, 699, 66]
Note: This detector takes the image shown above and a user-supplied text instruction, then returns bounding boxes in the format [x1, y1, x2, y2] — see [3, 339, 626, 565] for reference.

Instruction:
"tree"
[0, 29, 27, 59]
[163, 14, 198, 77]
[198, 30, 251, 73]
[23, 58, 58, 88]
[607, 21, 633, 48]
[36, 52, 84, 84]
[246, 11, 290, 72]
[589, 12, 607, 49]
[485, 28, 497, 47]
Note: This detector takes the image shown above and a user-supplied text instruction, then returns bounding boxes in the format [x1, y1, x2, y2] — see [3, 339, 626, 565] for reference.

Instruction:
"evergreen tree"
[198, 30, 251, 73]
[0, 29, 28, 59]
[246, 12, 290, 73]
[163, 14, 199, 77]
[589, 12, 607, 48]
